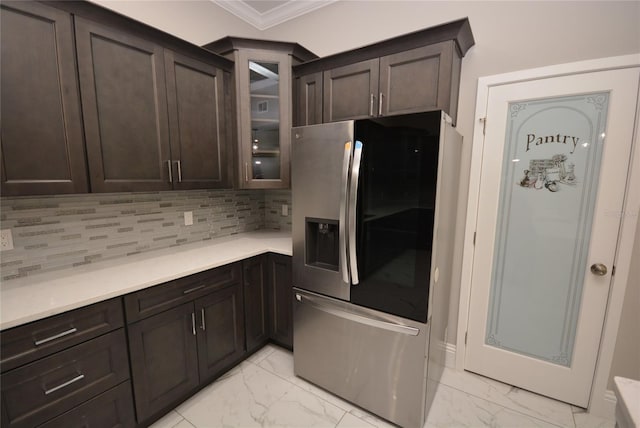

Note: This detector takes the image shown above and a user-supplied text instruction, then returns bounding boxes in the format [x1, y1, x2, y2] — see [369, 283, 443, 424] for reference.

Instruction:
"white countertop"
[613, 376, 640, 428]
[0, 231, 291, 331]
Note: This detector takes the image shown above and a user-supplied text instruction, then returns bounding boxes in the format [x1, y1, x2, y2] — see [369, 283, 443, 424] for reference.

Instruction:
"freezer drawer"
[293, 288, 430, 428]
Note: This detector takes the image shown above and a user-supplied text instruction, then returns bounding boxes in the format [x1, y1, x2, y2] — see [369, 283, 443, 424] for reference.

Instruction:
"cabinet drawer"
[1, 329, 129, 428]
[124, 262, 241, 322]
[39, 381, 135, 428]
[1, 298, 124, 372]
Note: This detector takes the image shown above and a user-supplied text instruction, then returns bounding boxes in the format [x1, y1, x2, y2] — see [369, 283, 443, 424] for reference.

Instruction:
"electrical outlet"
[1, 229, 14, 251]
[184, 211, 193, 226]
[281, 204, 288, 216]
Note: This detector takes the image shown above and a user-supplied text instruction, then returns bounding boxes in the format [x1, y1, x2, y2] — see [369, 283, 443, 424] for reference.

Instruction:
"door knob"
[590, 263, 608, 276]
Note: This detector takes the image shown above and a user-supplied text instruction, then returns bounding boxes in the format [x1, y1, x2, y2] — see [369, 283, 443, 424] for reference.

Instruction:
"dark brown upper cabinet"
[323, 59, 380, 122]
[294, 18, 474, 125]
[164, 51, 231, 189]
[294, 71, 323, 126]
[75, 17, 172, 193]
[203, 38, 317, 189]
[0, 2, 88, 196]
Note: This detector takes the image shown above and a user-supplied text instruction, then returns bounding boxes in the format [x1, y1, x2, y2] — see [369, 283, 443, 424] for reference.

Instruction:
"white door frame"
[456, 54, 640, 418]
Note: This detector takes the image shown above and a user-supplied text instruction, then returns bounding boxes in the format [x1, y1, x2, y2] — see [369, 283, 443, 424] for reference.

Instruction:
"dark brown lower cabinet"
[1, 329, 129, 428]
[127, 282, 245, 424]
[39, 382, 135, 428]
[128, 302, 200, 422]
[268, 254, 293, 349]
[243, 256, 269, 353]
[195, 285, 245, 383]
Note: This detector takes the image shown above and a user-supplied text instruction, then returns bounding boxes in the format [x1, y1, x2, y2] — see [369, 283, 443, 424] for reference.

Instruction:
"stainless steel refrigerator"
[291, 111, 462, 428]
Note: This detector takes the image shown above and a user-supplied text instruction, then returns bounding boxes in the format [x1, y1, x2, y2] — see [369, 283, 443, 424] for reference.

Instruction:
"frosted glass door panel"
[486, 93, 609, 366]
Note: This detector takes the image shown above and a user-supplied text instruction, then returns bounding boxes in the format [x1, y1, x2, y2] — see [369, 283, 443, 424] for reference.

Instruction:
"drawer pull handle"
[44, 374, 85, 395]
[183, 284, 206, 295]
[34, 327, 78, 346]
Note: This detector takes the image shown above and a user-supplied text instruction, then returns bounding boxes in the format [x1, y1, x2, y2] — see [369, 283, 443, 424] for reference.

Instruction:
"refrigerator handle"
[348, 141, 363, 285]
[339, 142, 353, 285]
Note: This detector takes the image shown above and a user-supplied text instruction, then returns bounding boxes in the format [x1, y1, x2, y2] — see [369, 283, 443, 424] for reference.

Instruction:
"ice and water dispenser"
[305, 218, 339, 272]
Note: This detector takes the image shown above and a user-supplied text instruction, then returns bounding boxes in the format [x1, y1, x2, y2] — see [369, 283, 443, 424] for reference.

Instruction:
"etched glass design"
[486, 93, 609, 366]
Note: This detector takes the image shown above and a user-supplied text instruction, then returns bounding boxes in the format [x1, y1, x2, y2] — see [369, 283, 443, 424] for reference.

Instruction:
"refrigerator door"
[350, 112, 443, 322]
[291, 121, 354, 301]
[293, 288, 430, 428]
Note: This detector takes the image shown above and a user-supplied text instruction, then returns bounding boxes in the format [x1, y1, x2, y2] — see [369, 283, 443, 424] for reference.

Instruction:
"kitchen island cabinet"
[0, 1, 88, 196]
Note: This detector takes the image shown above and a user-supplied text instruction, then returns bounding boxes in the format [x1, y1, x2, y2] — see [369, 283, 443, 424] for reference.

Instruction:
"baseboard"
[588, 388, 617, 419]
[445, 343, 456, 369]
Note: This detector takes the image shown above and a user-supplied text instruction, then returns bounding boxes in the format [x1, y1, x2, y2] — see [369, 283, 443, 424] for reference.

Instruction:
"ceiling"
[213, 0, 337, 30]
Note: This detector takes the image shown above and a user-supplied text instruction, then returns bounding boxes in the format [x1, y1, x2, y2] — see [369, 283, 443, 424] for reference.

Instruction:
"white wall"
[88, 0, 262, 44]
[608, 213, 640, 388]
[262, 0, 640, 389]
[87, 0, 640, 387]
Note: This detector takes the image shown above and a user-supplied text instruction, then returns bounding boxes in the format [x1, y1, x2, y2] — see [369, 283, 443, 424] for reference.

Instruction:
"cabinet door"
[323, 59, 379, 122]
[0, 2, 88, 196]
[1, 330, 129, 428]
[237, 49, 291, 189]
[75, 17, 173, 192]
[379, 43, 454, 118]
[268, 254, 293, 349]
[243, 255, 269, 352]
[128, 303, 199, 423]
[295, 72, 323, 126]
[194, 284, 245, 382]
[39, 382, 135, 428]
[165, 50, 230, 190]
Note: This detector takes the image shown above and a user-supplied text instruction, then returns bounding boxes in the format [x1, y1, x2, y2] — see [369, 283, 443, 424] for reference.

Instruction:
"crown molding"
[213, 0, 336, 31]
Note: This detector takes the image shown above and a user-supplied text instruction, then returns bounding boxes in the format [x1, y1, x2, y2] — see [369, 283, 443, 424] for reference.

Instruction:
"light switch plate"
[1, 229, 14, 251]
[184, 211, 193, 226]
[281, 204, 288, 216]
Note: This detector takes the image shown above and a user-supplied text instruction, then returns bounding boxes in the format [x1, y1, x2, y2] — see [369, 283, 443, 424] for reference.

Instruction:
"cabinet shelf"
[252, 150, 280, 157]
[251, 94, 279, 100]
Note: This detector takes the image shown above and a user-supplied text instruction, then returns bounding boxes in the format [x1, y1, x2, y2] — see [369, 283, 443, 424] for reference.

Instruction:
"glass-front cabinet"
[240, 51, 289, 187]
[202, 38, 317, 189]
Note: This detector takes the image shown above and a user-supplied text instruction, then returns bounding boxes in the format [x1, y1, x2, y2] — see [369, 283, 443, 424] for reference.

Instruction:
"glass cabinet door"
[238, 50, 291, 188]
[250, 60, 280, 180]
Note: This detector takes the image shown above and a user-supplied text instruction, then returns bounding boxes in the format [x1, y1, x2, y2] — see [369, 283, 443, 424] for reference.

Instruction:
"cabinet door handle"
[176, 160, 182, 182]
[245, 162, 249, 182]
[200, 308, 206, 331]
[167, 160, 173, 183]
[183, 284, 205, 295]
[191, 312, 196, 336]
[369, 93, 375, 117]
[44, 373, 85, 395]
[378, 92, 383, 116]
[34, 327, 78, 346]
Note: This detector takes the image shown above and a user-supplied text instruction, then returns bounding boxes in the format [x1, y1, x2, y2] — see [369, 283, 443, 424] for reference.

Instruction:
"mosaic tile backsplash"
[0, 189, 291, 281]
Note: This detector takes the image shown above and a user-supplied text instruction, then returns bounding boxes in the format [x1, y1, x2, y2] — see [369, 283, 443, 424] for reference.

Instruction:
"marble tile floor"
[150, 344, 614, 428]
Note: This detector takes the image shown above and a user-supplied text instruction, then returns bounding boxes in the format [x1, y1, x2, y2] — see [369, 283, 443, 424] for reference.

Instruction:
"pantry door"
[465, 67, 639, 407]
